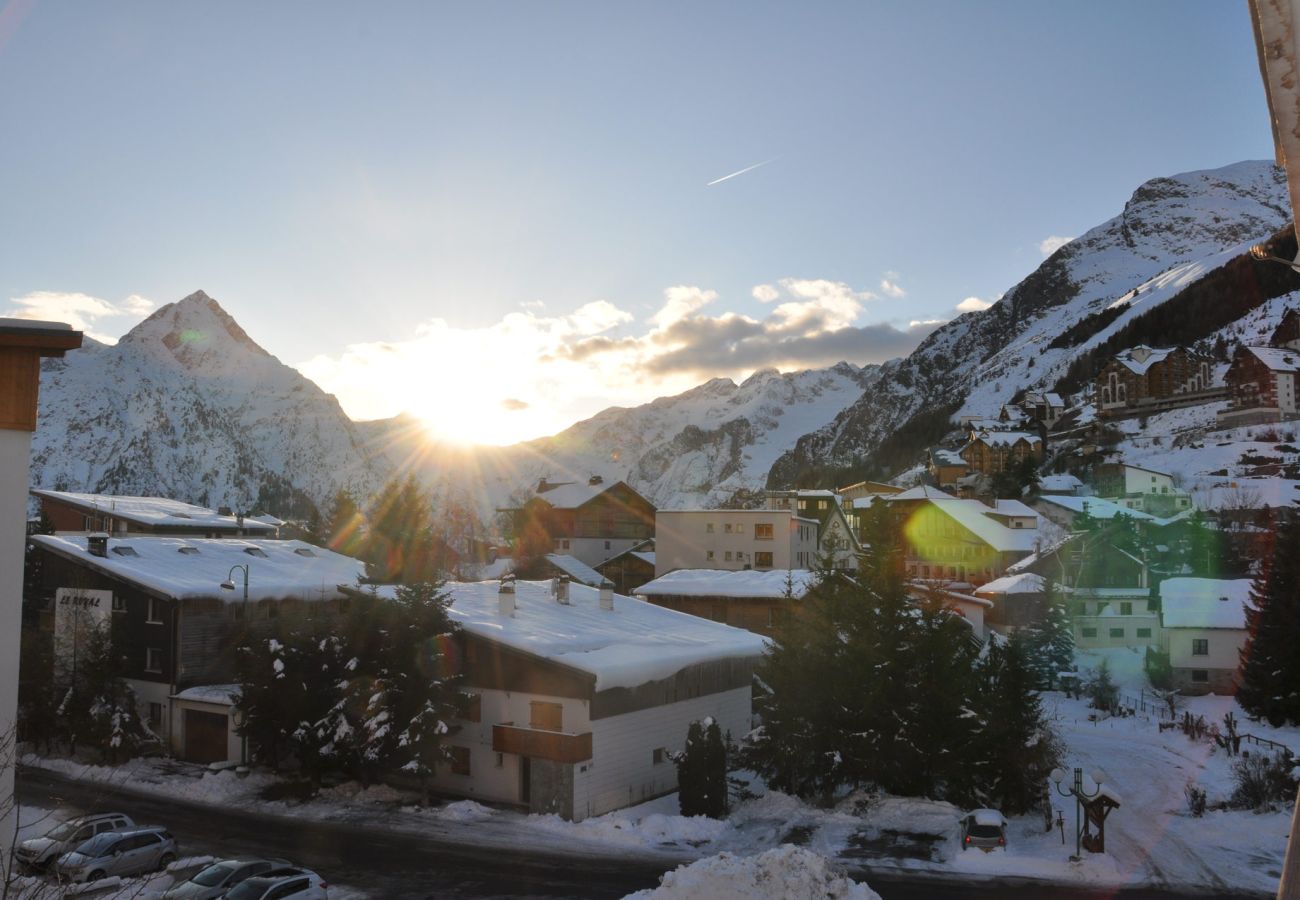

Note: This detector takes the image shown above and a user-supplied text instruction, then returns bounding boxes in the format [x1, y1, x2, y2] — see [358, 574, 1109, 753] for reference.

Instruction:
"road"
[16, 768, 1269, 900]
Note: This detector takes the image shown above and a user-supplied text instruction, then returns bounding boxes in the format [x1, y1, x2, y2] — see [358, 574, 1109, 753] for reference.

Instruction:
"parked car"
[223, 866, 329, 900]
[53, 825, 178, 883]
[14, 812, 135, 872]
[960, 808, 1008, 851]
[159, 858, 291, 899]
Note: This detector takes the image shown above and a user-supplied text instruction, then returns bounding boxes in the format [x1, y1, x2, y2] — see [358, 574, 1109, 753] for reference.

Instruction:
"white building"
[374, 579, 767, 820]
[1159, 577, 1253, 695]
[654, 509, 820, 577]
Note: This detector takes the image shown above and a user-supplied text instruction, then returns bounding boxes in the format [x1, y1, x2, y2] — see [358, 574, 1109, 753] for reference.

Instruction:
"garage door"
[183, 709, 229, 764]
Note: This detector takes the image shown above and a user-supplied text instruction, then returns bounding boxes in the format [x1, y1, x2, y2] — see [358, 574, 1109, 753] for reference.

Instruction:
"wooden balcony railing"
[492, 724, 593, 764]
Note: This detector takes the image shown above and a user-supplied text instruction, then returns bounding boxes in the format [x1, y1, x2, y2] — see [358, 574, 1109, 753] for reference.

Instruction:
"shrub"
[1231, 752, 1297, 811]
[1184, 783, 1207, 817]
[1144, 647, 1173, 691]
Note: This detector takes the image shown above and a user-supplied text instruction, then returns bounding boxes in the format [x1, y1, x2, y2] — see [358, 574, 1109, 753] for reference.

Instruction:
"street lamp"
[219, 565, 250, 771]
[220, 563, 250, 613]
[1051, 766, 1106, 860]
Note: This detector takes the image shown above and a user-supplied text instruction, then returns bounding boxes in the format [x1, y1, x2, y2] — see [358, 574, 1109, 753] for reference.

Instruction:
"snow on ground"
[624, 846, 881, 900]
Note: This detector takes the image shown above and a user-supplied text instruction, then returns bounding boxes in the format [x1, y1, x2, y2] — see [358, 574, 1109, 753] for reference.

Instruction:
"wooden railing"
[492, 724, 593, 764]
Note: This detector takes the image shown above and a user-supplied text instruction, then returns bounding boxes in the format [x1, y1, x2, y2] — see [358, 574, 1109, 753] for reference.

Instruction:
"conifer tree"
[676, 718, 728, 818]
[76, 619, 150, 764]
[1238, 506, 1300, 725]
[322, 489, 366, 558]
[1024, 580, 1074, 689]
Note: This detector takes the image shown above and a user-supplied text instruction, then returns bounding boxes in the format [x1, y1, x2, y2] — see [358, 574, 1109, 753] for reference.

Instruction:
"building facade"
[1096, 345, 1216, 419]
[654, 509, 819, 577]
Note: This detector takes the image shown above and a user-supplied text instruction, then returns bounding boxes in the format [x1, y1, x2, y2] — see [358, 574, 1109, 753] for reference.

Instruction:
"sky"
[0, 1, 1279, 444]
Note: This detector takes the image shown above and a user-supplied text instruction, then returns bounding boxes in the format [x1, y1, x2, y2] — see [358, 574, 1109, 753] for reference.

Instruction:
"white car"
[160, 858, 291, 899]
[223, 866, 329, 899]
[14, 813, 134, 871]
[960, 808, 1008, 851]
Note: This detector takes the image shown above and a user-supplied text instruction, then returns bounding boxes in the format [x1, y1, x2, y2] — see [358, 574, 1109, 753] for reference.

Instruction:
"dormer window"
[243, 547, 268, 558]
[177, 546, 200, 555]
[111, 546, 139, 557]
[293, 548, 317, 557]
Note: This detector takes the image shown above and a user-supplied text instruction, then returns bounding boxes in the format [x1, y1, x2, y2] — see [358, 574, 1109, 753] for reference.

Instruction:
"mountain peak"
[124, 290, 271, 363]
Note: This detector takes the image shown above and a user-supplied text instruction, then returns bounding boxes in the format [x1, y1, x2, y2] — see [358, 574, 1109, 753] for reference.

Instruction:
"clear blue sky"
[0, 1, 1278, 441]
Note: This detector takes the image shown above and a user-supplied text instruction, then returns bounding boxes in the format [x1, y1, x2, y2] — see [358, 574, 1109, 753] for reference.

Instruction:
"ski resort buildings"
[31, 489, 277, 538]
[636, 568, 820, 637]
[501, 476, 656, 569]
[1158, 577, 1252, 695]
[654, 508, 820, 576]
[1095, 345, 1218, 419]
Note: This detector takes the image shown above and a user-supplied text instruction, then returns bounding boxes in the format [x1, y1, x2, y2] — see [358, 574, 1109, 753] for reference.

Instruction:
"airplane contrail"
[706, 157, 778, 187]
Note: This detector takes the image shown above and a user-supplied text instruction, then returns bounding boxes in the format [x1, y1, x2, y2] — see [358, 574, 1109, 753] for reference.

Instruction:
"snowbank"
[624, 846, 880, 900]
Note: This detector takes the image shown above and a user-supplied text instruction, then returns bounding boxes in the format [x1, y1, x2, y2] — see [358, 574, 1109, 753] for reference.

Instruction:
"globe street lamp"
[1050, 766, 1106, 860]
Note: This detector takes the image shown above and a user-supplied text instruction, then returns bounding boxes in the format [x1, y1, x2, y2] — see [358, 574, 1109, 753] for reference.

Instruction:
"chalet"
[878, 486, 1041, 587]
[959, 431, 1044, 477]
[503, 477, 656, 569]
[1039, 473, 1085, 496]
[368, 578, 766, 820]
[974, 572, 1048, 633]
[1093, 463, 1193, 517]
[1032, 494, 1183, 532]
[1158, 577, 1253, 695]
[762, 490, 861, 570]
[636, 568, 820, 637]
[594, 540, 656, 594]
[1218, 345, 1300, 427]
[836, 481, 904, 504]
[654, 509, 820, 576]
[927, 447, 970, 488]
[25, 534, 366, 764]
[1019, 391, 1066, 429]
[31, 490, 276, 538]
[1095, 345, 1215, 419]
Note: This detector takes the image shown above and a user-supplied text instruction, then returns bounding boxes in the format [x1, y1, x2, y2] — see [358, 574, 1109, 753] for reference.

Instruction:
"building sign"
[53, 588, 112, 676]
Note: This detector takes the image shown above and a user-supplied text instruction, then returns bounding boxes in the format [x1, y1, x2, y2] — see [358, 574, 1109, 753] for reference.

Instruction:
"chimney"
[599, 578, 614, 611]
[498, 578, 517, 618]
[588, 474, 603, 486]
[549, 577, 558, 596]
[218, 506, 233, 516]
[87, 533, 109, 558]
[557, 576, 571, 605]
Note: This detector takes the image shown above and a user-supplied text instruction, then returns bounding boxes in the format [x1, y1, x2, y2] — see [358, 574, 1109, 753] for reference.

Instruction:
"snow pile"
[624, 846, 880, 900]
[637, 568, 819, 600]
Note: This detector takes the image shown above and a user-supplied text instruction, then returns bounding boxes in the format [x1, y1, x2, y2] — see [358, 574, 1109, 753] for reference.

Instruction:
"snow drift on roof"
[1244, 345, 1300, 372]
[1159, 577, 1253, 629]
[376, 580, 768, 690]
[637, 568, 820, 600]
[171, 684, 240, 705]
[30, 534, 365, 601]
[1114, 345, 1175, 375]
[1039, 474, 1083, 491]
[976, 573, 1046, 595]
[544, 553, 604, 586]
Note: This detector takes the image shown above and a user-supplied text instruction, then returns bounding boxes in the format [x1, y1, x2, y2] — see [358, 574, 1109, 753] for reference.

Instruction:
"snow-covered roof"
[1036, 494, 1164, 523]
[248, 513, 285, 528]
[31, 489, 275, 533]
[1005, 533, 1078, 573]
[886, 485, 958, 502]
[1039, 474, 1083, 492]
[533, 479, 649, 510]
[930, 448, 966, 466]
[376, 580, 768, 691]
[993, 499, 1038, 519]
[926, 499, 1040, 553]
[1043, 392, 1064, 408]
[630, 551, 656, 566]
[637, 568, 820, 600]
[171, 684, 240, 706]
[1159, 577, 1253, 630]
[975, 573, 1045, 595]
[29, 534, 365, 601]
[1114, 345, 1175, 375]
[1244, 345, 1300, 372]
[544, 553, 604, 586]
[968, 431, 1041, 448]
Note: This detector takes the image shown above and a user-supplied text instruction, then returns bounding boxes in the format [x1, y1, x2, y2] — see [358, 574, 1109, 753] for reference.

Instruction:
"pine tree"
[677, 718, 728, 818]
[77, 618, 150, 764]
[1238, 506, 1300, 725]
[676, 720, 706, 817]
[367, 476, 440, 582]
[235, 633, 294, 770]
[1024, 581, 1074, 689]
[322, 489, 366, 558]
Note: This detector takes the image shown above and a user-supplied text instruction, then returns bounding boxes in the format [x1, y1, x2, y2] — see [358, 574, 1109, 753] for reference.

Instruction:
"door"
[184, 709, 229, 764]
[520, 756, 531, 806]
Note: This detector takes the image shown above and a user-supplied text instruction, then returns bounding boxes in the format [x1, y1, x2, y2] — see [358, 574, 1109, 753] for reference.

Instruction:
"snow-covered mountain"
[30, 291, 388, 515]
[770, 160, 1294, 483]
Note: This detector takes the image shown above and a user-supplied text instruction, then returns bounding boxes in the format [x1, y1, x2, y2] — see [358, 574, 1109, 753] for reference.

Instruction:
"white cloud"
[879, 273, 906, 298]
[751, 284, 780, 303]
[298, 279, 930, 446]
[1038, 235, 1074, 256]
[955, 296, 993, 313]
[4, 291, 155, 343]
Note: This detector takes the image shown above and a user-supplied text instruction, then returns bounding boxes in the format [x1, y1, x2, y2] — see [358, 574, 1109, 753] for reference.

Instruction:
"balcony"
[493, 724, 593, 764]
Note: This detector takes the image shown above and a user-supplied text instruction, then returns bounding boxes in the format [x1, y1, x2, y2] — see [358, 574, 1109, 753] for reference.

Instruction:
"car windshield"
[192, 862, 239, 887]
[45, 821, 81, 840]
[71, 833, 119, 857]
[968, 824, 1002, 839]
[225, 879, 270, 900]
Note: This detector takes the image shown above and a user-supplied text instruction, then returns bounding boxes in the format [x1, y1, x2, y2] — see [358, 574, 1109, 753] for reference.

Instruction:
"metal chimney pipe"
[599, 579, 614, 611]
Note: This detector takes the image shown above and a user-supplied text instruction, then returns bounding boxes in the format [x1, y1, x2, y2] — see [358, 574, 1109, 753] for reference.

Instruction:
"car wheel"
[88, 870, 106, 882]
[159, 853, 176, 870]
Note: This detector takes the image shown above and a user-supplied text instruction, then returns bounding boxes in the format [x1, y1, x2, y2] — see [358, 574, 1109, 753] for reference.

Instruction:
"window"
[111, 595, 126, 612]
[705, 523, 714, 533]
[177, 546, 200, 555]
[736, 523, 744, 533]
[243, 547, 268, 558]
[147, 597, 163, 624]
[1081, 627, 1098, 638]
[1136, 628, 1152, 638]
[1119, 601, 1133, 616]
[724, 551, 732, 561]
[653, 748, 668, 765]
[724, 523, 733, 534]
[449, 746, 471, 776]
[754, 551, 774, 568]
[604, 540, 611, 549]
[1191, 670, 1209, 683]
[148, 703, 163, 729]
[754, 523, 774, 540]
[495, 752, 504, 768]
[560, 538, 570, 550]
[818, 500, 828, 509]
[293, 547, 317, 557]
[463, 693, 482, 723]
[529, 701, 563, 732]
[1192, 638, 1209, 656]
[111, 546, 139, 557]
[145, 648, 163, 673]
[705, 550, 715, 561]
[1109, 628, 1124, 638]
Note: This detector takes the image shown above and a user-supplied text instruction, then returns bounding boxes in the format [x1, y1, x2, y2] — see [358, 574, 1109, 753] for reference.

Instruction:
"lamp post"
[1051, 766, 1106, 860]
[219, 564, 250, 770]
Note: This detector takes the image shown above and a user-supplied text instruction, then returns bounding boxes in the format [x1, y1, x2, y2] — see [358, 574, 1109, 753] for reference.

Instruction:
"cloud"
[751, 284, 780, 303]
[4, 291, 155, 343]
[955, 296, 993, 313]
[879, 273, 906, 299]
[298, 279, 932, 446]
[1038, 235, 1074, 256]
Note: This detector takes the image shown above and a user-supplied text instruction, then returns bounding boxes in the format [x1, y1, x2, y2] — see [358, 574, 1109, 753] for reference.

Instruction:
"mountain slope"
[30, 291, 388, 516]
[769, 160, 1293, 484]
